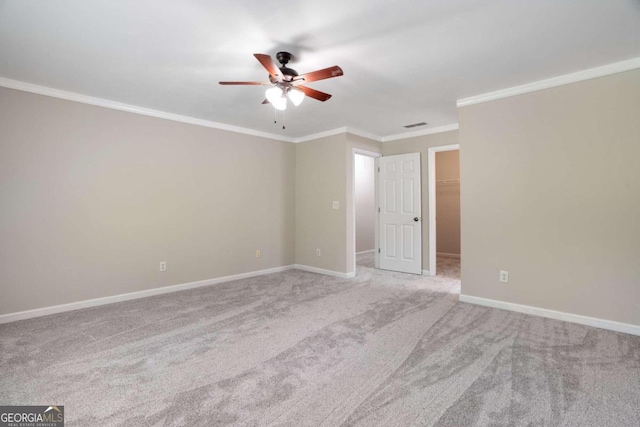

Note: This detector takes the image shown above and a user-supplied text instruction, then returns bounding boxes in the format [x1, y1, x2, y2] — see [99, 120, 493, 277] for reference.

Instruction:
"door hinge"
[378, 167, 380, 172]
[378, 207, 380, 213]
[378, 248, 381, 253]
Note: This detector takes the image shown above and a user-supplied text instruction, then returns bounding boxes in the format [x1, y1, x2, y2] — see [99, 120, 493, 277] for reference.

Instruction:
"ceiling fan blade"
[298, 85, 332, 102]
[262, 99, 270, 104]
[254, 54, 283, 81]
[296, 66, 343, 83]
[219, 81, 269, 85]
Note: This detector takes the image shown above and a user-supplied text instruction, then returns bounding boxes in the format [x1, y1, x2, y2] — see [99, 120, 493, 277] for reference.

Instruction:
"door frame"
[352, 148, 382, 274]
[427, 144, 460, 276]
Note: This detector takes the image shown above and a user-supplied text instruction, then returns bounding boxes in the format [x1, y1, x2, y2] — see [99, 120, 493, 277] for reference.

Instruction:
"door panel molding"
[378, 153, 422, 274]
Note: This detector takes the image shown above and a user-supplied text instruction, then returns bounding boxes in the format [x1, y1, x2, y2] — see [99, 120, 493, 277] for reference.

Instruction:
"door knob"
[414, 217, 419, 222]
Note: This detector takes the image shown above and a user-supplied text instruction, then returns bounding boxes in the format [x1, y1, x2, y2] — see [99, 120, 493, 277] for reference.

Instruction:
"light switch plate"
[332, 201, 339, 209]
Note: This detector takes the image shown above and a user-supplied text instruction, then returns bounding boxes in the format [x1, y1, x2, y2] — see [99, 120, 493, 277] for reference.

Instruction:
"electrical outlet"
[316, 248, 321, 256]
[332, 201, 339, 209]
[256, 249, 261, 258]
[499, 270, 509, 283]
[159, 261, 167, 272]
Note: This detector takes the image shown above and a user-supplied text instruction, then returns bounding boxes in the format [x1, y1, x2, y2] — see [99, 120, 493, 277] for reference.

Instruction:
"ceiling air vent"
[403, 122, 428, 129]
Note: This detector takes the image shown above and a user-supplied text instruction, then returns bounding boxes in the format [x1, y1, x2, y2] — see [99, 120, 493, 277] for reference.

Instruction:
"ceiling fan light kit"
[219, 52, 343, 125]
[265, 86, 287, 110]
[288, 87, 305, 106]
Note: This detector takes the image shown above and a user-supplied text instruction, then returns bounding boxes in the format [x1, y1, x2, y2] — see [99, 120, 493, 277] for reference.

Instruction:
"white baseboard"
[0, 265, 295, 324]
[294, 264, 356, 279]
[356, 249, 375, 255]
[421, 270, 431, 276]
[459, 294, 640, 337]
[437, 252, 461, 259]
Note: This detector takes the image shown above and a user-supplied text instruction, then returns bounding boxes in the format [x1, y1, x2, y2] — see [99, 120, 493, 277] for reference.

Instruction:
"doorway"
[353, 149, 381, 272]
[428, 144, 460, 278]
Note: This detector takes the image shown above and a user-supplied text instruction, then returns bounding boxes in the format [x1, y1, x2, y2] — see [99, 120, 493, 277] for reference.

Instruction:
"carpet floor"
[1, 253, 639, 426]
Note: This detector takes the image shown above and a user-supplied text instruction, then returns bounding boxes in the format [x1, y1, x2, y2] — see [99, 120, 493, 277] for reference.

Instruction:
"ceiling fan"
[219, 52, 343, 111]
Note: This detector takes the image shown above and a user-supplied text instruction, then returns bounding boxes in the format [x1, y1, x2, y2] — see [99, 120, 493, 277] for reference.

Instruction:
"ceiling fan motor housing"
[276, 52, 298, 79]
[276, 51, 293, 65]
[279, 66, 298, 77]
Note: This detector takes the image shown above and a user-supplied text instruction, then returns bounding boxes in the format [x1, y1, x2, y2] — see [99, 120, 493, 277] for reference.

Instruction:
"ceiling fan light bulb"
[265, 86, 283, 104]
[272, 96, 287, 111]
[288, 88, 305, 106]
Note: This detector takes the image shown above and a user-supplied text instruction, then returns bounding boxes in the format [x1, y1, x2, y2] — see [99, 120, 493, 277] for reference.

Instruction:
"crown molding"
[457, 56, 640, 108]
[269, 127, 384, 144]
[293, 127, 350, 143]
[344, 127, 383, 142]
[381, 124, 459, 142]
[292, 124, 459, 144]
[0, 77, 297, 143]
[1, 75, 459, 144]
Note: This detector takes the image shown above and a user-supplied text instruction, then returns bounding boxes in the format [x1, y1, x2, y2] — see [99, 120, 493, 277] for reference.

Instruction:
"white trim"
[382, 124, 460, 142]
[374, 157, 380, 270]
[294, 127, 349, 143]
[296, 126, 457, 144]
[353, 148, 382, 158]
[456, 56, 640, 107]
[294, 264, 356, 279]
[0, 265, 295, 324]
[295, 127, 383, 143]
[427, 144, 460, 277]
[421, 270, 431, 276]
[0, 77, 298, 143]
[346, 127, 384, 142]
[356, 249, 375, 255]
[0, 76, 462, 145]
[437, 252, 461, 259]
[459, 294, 640, 337]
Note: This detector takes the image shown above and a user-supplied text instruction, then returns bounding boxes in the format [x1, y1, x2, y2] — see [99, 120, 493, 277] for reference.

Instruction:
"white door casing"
[378, 153, 422, 274]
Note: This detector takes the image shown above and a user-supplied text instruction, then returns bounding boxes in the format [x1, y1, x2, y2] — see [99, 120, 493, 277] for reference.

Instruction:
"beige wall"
[9, 67, 638, 329]
[0, 87, 296, 315]
[295, 134, 348, 272]
[435, 150, 460, 255]
[295, 132, 381, 275]
[459, 69, 640, 326]
[355, 154, 376, 252]
[382, 130, 459, 272]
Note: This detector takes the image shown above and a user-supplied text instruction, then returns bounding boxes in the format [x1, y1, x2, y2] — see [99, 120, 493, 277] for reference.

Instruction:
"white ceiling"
[1, 0, 639, 139]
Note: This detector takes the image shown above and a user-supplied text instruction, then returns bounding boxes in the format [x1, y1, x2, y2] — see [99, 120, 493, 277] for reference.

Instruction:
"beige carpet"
[435, 254, 460, 280]
[1, 255, 639, 426]
[360, 252, 460, 280]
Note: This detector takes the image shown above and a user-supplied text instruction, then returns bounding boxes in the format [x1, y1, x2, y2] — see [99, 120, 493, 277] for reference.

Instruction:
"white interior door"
[378, 153, 422, 274]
